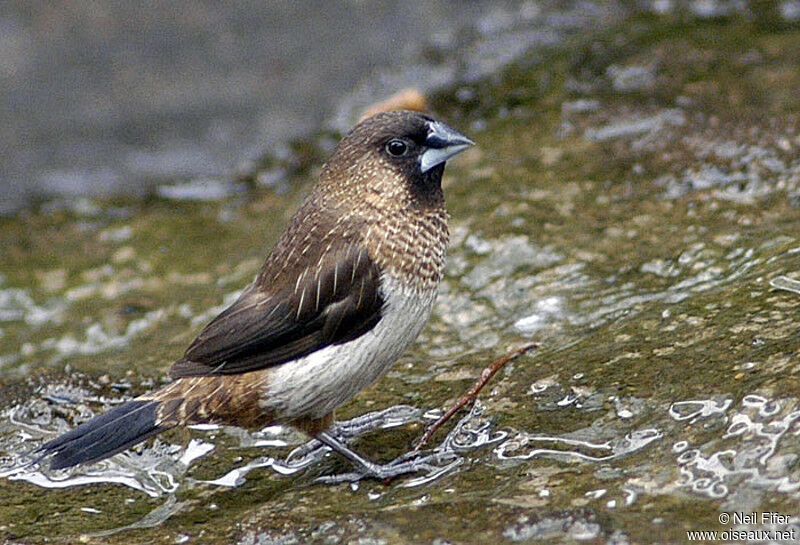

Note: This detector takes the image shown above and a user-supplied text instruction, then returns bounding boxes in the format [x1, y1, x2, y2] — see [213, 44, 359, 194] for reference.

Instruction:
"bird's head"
[319, 110, 474, 211]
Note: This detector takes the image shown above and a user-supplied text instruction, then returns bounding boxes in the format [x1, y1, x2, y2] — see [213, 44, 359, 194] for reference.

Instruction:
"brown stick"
[413, 342, 539, 451]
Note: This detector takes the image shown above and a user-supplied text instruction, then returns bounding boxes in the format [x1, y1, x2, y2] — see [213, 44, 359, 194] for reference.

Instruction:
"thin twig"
[414, 342, 539, 451]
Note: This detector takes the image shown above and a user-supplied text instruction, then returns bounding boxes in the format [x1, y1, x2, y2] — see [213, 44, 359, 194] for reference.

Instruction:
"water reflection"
[675, 395, 800, 499]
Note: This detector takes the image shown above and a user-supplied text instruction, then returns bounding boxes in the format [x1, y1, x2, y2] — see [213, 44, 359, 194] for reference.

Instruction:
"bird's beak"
[419, 121, 475, 173]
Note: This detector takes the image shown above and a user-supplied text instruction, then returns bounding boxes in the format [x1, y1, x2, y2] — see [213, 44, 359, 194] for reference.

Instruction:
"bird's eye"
[385, 139, 408, 157]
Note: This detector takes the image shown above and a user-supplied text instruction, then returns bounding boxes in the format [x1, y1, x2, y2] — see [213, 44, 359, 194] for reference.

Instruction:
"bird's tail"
[37, 374, 269, 470]
[37, 399, 170, 470]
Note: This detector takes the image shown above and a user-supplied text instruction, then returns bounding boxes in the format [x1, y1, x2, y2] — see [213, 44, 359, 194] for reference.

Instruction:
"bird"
[36, 110, 474, 480]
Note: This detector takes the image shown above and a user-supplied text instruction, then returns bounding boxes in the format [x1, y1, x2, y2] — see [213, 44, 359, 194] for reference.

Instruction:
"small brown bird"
[38, 110, 473, 479]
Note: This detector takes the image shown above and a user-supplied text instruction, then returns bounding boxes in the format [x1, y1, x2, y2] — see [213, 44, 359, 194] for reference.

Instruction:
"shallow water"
[2, 3, 800, 544]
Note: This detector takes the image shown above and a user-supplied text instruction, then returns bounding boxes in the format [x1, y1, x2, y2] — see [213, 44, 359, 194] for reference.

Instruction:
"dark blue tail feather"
[37, 399, 168, 469]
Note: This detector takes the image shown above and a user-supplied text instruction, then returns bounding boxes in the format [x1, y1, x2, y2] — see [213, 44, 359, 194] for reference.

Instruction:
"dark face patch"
[319, 110, 452, 202]
[355, 112, 445, 193]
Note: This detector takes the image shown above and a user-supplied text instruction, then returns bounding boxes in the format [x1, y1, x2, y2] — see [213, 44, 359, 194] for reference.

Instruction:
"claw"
[281, 416, 461, 484]
[311, 445, 456, 484]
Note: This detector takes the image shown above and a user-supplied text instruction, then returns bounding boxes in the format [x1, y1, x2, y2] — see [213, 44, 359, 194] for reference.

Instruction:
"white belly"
[262, 274, 437, 419]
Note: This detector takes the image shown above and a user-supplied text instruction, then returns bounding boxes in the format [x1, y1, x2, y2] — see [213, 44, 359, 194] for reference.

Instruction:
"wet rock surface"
[0, 0, 609, 215]
[2, 3, 800, 544]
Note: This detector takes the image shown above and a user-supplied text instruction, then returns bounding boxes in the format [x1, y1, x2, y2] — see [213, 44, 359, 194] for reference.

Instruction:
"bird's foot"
[283, 438, 327, 470]
[315, 449, 457, 484]
[314, 431, 458, 484]
[330, 405, 421, 440]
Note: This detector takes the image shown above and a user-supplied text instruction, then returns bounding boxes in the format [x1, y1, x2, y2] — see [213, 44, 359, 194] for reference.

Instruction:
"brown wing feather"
[169, 242, 383, 378]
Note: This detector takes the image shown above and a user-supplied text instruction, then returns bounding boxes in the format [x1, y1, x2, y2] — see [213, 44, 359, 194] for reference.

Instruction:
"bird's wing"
[168, 242, 383, 377]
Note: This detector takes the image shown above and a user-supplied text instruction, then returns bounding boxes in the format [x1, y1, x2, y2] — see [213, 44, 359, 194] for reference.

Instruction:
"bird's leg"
[329, 412, 388, 439]
[315, 431, 442, 481]
[330, 405, 421, 440]
[282, 414, 332, 467]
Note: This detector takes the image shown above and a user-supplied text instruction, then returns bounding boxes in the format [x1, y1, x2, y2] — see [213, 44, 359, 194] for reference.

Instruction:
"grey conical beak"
[420, 120, 475, 173]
